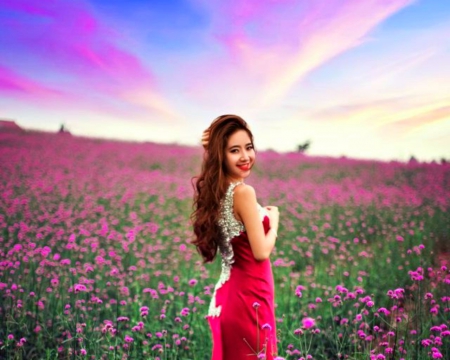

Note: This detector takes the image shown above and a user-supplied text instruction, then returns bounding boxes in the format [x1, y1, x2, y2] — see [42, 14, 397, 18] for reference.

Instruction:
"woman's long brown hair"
[191, 115, 254, 263]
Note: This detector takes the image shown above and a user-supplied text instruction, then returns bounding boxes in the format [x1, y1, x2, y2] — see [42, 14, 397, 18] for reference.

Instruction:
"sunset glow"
[1, 0, 449, 161]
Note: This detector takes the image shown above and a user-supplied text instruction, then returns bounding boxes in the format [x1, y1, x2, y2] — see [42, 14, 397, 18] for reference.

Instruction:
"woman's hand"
[265, 206, 279, 232]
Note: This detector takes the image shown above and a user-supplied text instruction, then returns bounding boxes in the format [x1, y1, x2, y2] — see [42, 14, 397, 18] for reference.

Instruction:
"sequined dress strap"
[217, 182, 245, 266]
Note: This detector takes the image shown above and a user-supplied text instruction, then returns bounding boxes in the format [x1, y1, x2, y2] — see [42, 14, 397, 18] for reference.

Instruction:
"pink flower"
[377, 307, 390, 316]
[302, 317, 315, 329]
[124, 335, 134, 343]
[335, 285, 348, 293]
[73, 284, 87, 293]
[409, 270, 424, 281]
[180, 307, 190, 316]
[421, 339, 432, 347]
[13, 244, 22, 252]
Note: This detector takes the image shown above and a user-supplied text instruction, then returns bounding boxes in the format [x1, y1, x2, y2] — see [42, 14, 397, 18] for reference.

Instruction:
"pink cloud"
[1, 0, 177, 120]
[186, 0, 415, 107]
[304, 95, 450, 140]
[0, 63, 150, 118]
[0, 64, 64, 100]
[2, 0, 151, 82]
[378, 104, 450, 136]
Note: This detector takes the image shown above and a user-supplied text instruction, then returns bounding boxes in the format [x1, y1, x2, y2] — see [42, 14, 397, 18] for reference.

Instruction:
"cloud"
[0, 0, 179, 121]
[0, 64, 64, 100]
[186, 0, 416, 108]
[373, 102, 450, 137]
[293, 94, 450, 141]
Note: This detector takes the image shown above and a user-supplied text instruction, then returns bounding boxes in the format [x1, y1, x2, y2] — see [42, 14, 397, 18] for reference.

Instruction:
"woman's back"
[207, 182, 278, 360]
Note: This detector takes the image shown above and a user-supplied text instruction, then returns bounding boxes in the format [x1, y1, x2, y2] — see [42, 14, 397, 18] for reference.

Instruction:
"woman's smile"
[237, 163, 250, 171]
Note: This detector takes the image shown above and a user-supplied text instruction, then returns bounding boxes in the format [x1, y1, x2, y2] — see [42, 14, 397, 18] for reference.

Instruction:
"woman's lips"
[237, 164, 250, 171]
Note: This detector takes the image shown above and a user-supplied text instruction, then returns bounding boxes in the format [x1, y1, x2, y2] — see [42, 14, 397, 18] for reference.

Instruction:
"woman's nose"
[240, 152, 250, 161]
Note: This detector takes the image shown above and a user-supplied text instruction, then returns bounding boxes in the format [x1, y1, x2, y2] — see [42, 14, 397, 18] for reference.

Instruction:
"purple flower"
[302, 317, 315, 329]
[124, 335, 134, 343]
[432, 349, 443, 359]
[377, 307, 390, 316]
[295, 285, 305, 297]
[73, 284, 87, 293]
[335, 285, 348, 293]
[180, 307, 190, 316]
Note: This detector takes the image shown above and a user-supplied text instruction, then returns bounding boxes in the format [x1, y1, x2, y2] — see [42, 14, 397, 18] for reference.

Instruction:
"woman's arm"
[233, 184, 277, 261]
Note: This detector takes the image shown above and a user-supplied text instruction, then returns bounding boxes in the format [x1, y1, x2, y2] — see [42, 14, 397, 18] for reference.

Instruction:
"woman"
[191, 115, 279, 359]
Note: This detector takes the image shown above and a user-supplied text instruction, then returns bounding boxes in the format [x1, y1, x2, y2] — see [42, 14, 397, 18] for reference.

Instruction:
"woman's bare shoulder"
[233, 183, 257, 205]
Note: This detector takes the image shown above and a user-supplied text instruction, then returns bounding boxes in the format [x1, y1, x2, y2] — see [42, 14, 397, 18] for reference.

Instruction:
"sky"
[1, 0, 449, 162]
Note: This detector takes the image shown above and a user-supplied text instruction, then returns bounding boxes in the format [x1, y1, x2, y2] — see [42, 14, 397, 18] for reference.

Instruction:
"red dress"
[207, 182, 278, 359]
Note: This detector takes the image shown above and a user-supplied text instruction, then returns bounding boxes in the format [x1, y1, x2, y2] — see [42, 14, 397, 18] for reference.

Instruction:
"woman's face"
[224, 129, 255, 183]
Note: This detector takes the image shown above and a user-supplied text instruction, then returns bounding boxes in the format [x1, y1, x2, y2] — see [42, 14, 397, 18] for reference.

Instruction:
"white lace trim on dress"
[208, 182, 244, 317]
[207, 184, 268, 317]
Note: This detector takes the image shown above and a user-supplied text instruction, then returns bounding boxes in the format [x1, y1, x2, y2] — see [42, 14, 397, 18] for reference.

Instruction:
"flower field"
[0, 130, 449, 360]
